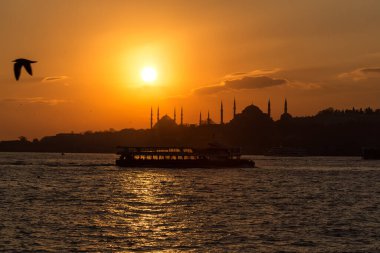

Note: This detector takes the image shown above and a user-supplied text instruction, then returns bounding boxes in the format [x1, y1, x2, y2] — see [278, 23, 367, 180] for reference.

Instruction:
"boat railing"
[117, 146, 242, 160]
[117, 146, 195, 154]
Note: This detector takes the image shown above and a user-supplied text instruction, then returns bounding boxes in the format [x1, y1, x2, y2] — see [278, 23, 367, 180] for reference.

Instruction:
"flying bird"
[13, 58, 37, 81]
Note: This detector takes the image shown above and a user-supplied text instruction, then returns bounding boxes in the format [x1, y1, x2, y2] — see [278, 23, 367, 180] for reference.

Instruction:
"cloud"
[223, 68, 281, 79]
[339, 67, 380, 81]
[193, 84, 226, 95]
[226, 76, 286, 89]
[41, 76, 69, 85]
[286, 81, 322, 90]
[361, 68, 380, 74]
[229, 72, 246, 76]
[1, 97, 66, 105]
[190, 68, 321, 96]
[193, 75, 287, 95]
[0, 75, 70, 85]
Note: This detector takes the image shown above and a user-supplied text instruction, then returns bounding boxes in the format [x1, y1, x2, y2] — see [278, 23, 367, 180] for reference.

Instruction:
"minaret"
[284, 99, 288, 114]
[150, 106, 153, 129]
[267, 99, 271, 118]
[180, 107, 183, 126]
[207, 110, 210, 125]
[220, 101, 224, 124]
[157, 106, 160, 122]
[173, 108, 176, 123]
[233, 97, 236, 118]
[199, 112, 202, 126]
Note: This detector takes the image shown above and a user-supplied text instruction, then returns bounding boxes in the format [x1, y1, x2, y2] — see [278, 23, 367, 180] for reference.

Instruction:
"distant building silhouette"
[280, 98, 292, 120]
[230, 104, 273, 130]
[221, 101, 224, 124]
[284, 99, 288, 114]
[153, 115, 177, 129]
[6, 100, 380, 155]
[233, 97, 236, 119]
[157, 106, 160, 123]
[180, 107, 183, 126]
[150, 107, 153, 129]
[149, 98, 296, 127]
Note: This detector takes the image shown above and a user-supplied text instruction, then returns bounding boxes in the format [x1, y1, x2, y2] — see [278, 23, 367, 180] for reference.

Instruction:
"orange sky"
[1, 0, 380, 140]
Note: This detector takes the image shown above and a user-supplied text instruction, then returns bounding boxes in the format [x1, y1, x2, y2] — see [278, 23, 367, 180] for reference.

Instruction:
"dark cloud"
[193, 76, 287, 95]
[230, 72, 247, 76]
[225, 76, 286, 89]
[360, 68, 380, 74]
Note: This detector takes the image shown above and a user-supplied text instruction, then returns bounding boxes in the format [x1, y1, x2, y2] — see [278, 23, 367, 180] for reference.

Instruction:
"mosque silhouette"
[151, 98, 292, 129]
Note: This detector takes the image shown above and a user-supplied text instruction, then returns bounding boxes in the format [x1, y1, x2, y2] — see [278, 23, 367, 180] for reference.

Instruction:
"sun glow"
[140, 66, 157, 83]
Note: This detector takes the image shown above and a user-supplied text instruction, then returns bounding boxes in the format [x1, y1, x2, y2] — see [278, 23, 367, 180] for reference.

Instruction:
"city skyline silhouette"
[1, 98, 380, 156]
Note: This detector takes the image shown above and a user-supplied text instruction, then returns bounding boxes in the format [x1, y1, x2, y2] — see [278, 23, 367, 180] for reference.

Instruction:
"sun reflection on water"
[95, 170, 195, 250]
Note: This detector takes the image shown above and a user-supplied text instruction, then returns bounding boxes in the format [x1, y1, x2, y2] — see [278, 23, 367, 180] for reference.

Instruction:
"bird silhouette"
[13, 58, 37, 80]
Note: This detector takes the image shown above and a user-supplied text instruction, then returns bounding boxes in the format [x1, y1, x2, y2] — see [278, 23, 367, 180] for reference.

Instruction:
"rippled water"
[0, 153, 379, 252]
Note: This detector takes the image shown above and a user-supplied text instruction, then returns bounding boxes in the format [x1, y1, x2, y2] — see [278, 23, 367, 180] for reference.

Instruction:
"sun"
[140, 66, 157, 83]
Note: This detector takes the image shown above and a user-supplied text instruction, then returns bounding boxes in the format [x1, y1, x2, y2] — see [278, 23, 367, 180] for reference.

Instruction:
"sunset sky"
[1, 0, 380, 140]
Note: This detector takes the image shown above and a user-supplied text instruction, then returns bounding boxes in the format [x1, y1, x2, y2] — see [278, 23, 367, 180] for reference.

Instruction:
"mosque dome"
[154, 115, 177, 129]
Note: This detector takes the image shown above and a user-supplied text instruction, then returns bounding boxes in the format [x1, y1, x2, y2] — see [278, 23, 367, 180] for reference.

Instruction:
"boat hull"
[116, 159, 255, 168]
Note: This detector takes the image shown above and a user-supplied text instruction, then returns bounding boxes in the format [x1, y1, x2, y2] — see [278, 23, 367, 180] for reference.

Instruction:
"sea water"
[0, 153, 379, 252]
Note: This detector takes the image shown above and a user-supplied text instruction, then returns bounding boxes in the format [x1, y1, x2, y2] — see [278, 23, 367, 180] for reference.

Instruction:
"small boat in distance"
[265, 146, 307, 157]
[362, 147, 380, 160]
[116, 146, 255, 168]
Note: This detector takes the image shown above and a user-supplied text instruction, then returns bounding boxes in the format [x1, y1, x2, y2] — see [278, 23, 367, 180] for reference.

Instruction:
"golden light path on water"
[101, 172, 181, 241]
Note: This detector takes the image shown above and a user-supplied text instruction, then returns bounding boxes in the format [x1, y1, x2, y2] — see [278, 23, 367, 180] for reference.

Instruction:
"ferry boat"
[116, 146, 255, 168]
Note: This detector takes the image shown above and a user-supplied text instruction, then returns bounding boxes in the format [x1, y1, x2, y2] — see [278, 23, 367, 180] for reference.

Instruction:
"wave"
[0, 161, 115, 167]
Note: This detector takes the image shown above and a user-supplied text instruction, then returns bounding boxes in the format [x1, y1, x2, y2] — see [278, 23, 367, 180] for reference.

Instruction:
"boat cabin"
[117, 146, 242, 162]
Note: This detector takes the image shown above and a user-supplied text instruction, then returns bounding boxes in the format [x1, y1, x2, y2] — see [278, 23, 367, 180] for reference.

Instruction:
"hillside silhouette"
[1, 104, 380, 155]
